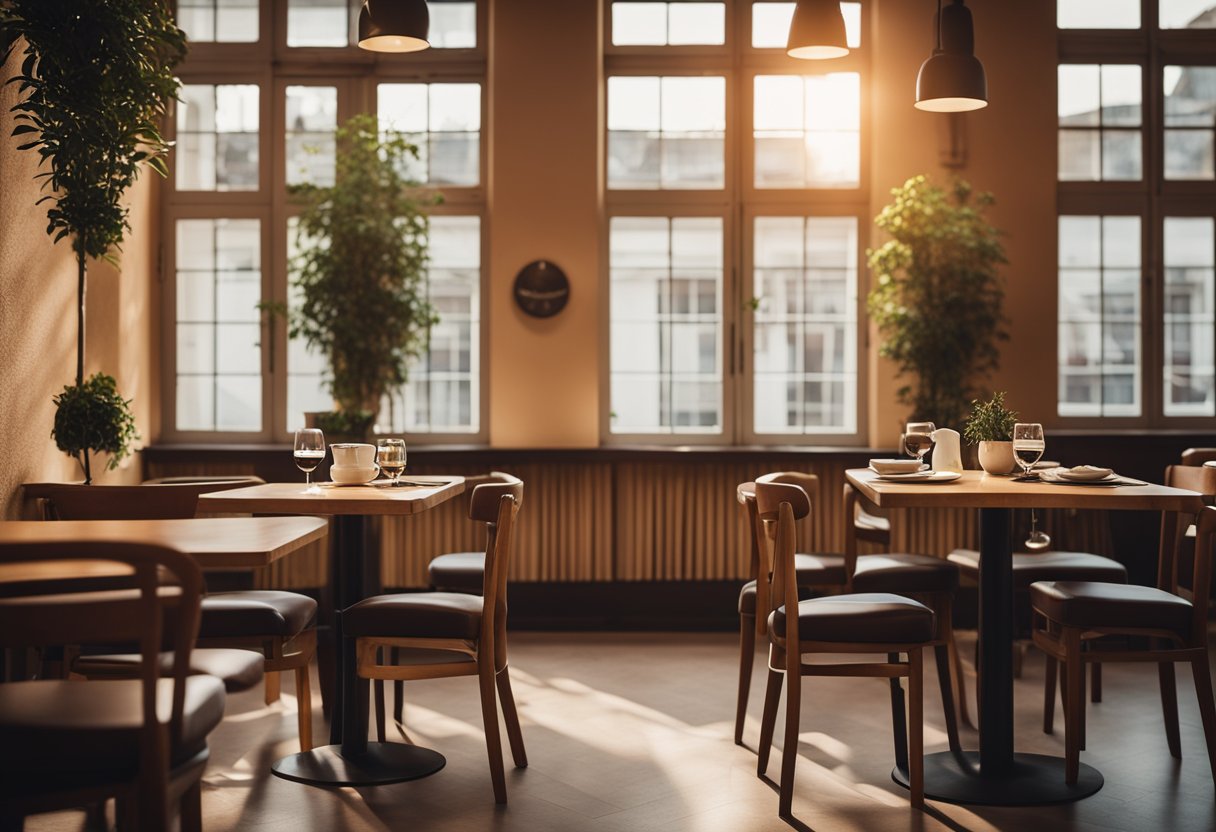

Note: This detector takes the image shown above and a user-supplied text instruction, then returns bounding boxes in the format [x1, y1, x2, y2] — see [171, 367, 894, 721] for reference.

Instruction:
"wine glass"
[903, 421, 936, 468]
[376, 438, 407, 487]
[1012, 422, 1045, 480]
[293, 428, 326, 494]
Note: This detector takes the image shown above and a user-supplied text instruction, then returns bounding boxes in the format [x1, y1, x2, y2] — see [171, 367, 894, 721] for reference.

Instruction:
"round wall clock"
[512, 260, 570, 319]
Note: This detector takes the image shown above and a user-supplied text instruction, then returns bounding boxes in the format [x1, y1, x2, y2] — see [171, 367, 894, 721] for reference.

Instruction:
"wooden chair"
[734, 473, 961, 757]
[25, 480, 317, 752]
[343, 475, 528, 804]
[1030, 469, 1216, 786]
[1181, 448, 1216, 467]
[754, 478, 932, 816]
[0, 539, 225, 830]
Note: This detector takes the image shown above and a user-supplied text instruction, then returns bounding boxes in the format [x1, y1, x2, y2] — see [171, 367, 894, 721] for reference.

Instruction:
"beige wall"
[487, 0, 603, 447]
[868, 0, 1058, 447]
[0, 49, 158, 518]
[0, 0, 1062, 478]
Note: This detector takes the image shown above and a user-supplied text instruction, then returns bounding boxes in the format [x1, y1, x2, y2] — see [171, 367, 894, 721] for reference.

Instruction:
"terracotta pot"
[978, 440, 1015, 475]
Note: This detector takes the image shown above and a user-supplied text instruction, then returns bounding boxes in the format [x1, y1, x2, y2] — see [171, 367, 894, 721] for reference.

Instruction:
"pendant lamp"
[358, 0, 430, 53]
[786, 0, 849, 60]
[915, 0, 988, 112]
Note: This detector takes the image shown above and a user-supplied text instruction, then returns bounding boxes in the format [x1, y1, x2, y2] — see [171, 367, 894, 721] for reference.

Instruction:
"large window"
[164, 0, 487, 441]
[604, 0, 868, 443]
[1057, 1, 1216, 425]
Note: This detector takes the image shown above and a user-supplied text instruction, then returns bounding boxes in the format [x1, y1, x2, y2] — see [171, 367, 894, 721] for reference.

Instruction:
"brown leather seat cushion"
[852, 553, 959, 594]
[343, 592, 484, 640]
[948, 549, 1127, 588]
[738, 553, 850, 614]
[1030, 581, 1194, 638]
[199, 591, 317, 638]
[75, 648, 264, 692]
[0, 676, 225, 782]
[768, 593, 935, 644]
[428, 551, 485, 593]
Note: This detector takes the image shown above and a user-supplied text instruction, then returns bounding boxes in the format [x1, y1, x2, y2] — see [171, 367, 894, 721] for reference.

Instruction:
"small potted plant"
[967, 391, 1016, 474]
[963, 392, 1018, 474]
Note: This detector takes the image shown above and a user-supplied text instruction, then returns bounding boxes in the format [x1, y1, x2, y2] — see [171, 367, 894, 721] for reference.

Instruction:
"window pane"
[612, 2, 725, 46]
[1058, 216, 1142, 418]
[176, 219, 262, 432]
[607, 76, 725, 189]
[610, 217, 723, 433]
[382, 216, 482, 434]
[1160, 1, 1216, 28]
[177, 0, 259, 43]
[377, 83, 481, 186]
[1057, 0, 1140, 28]
[1163, 217, 1215, 416]
[286, 86, 337, 186]
[285, 217, 331, 431]
[1164, 66, 1216, 180]
[287, 0, 350, 47]
[429, 1, 477, 48]
[177, 84, 259, 191]
[1057, 65, 1141, 182]
[755, 73, 860, 188]
[753, 216, 857, 434]
[752, 2, 861, 49]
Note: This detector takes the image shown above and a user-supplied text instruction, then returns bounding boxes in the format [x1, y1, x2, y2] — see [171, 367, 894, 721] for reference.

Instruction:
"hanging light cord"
[935, 0, 944, 55]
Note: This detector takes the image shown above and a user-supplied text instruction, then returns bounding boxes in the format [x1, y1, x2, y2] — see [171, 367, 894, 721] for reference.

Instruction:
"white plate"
[1033, 460, 1061, 470]
[875, 470, 961, 483]
[319, 480, 378, 488]
[1057, 466, 1114, 482]
[869, 458, 928, 475]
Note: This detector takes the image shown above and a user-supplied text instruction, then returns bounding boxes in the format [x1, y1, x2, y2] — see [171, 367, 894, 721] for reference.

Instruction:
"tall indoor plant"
[867, 175, 1008, 430]
[281, 113, 437, 439]
[1, 0, 186, 481]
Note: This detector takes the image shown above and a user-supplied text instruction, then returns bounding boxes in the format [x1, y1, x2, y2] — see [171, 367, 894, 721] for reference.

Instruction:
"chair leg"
[1078, 657, 1087, 751]
[1064, 629, 1083, 784]
[778, 667, 801, 819]
[1189, 654, 1216, 784]
[908, 649, 924, 810]
[757, 668, 783, 777]
[888, 653, 908, 771]
[264, 667, 282, 705]
[1043, 654, 1058, 735]
[933, 643, 962, 755]
[1091, 662, 1102, 703]
[948, 627, 974, 730]
[1160, 660, 1182, 759]
[180, 780, 202, 832]
[392, 647, 404, 728]
[735, 613, 756, 746]
[496, 667, 528, 768]
[374, 678, 387, 744]
[295, 662, 313, 752]
[477, 660, 507, 804]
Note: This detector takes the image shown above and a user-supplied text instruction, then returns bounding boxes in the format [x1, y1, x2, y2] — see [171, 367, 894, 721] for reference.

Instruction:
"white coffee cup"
[330, 443, 377, 468]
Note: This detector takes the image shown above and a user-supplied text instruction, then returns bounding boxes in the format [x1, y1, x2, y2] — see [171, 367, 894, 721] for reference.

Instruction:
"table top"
[846, 468, 1205, 512]
[196, 478, 465, 516]
[0, 516, 328, 570]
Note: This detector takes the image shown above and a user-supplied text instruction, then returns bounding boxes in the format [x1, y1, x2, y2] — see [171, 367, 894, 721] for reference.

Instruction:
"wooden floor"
[28, 629, 1216, 832]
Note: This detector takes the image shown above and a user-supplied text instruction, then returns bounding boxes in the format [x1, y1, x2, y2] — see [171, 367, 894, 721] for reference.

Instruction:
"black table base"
[272, 743, 446, 788]
[892, 751, 1103, 805]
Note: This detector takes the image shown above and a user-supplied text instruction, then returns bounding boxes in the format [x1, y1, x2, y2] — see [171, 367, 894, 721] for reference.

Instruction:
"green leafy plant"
[2, 0, 186, 481]
[867, 175, 1008, 430]
[962, 391, 1018, 445]
[52, 373, 140, 473]
[277, 113, 438, 434]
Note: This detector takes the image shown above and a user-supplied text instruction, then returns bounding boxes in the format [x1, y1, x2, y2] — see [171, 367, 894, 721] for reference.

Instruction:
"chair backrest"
[1161, 465, 1216, 600]
[1190, 507, 1216, 645]
[471, 474, 524, 668]
[736, 481, 771, 636]
[754, 478, 809, 655]
[0, 539, 203, 787]
[1181, 448, 1216, 467]
[26, 479, 264, 521]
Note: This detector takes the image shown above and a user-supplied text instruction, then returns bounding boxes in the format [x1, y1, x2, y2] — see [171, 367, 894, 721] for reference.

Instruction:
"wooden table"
[845, 468, 1204, 806]
[0, 517, 328, 572]
[198, 478, 466, 789]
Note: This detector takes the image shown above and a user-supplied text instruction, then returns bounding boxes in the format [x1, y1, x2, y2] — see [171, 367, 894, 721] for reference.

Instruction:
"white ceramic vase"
[978, 440, 1015, 475]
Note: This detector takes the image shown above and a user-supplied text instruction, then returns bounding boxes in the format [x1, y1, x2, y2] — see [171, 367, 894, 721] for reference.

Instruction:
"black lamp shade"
[358, 0, 430, 53]
[786, 0, 849, 60]
[915, 0, 988, 112]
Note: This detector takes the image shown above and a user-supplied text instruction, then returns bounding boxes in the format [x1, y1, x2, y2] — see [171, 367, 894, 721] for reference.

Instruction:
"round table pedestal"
[892, 751, 1103, 805]
[272, 743, 446, 787]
